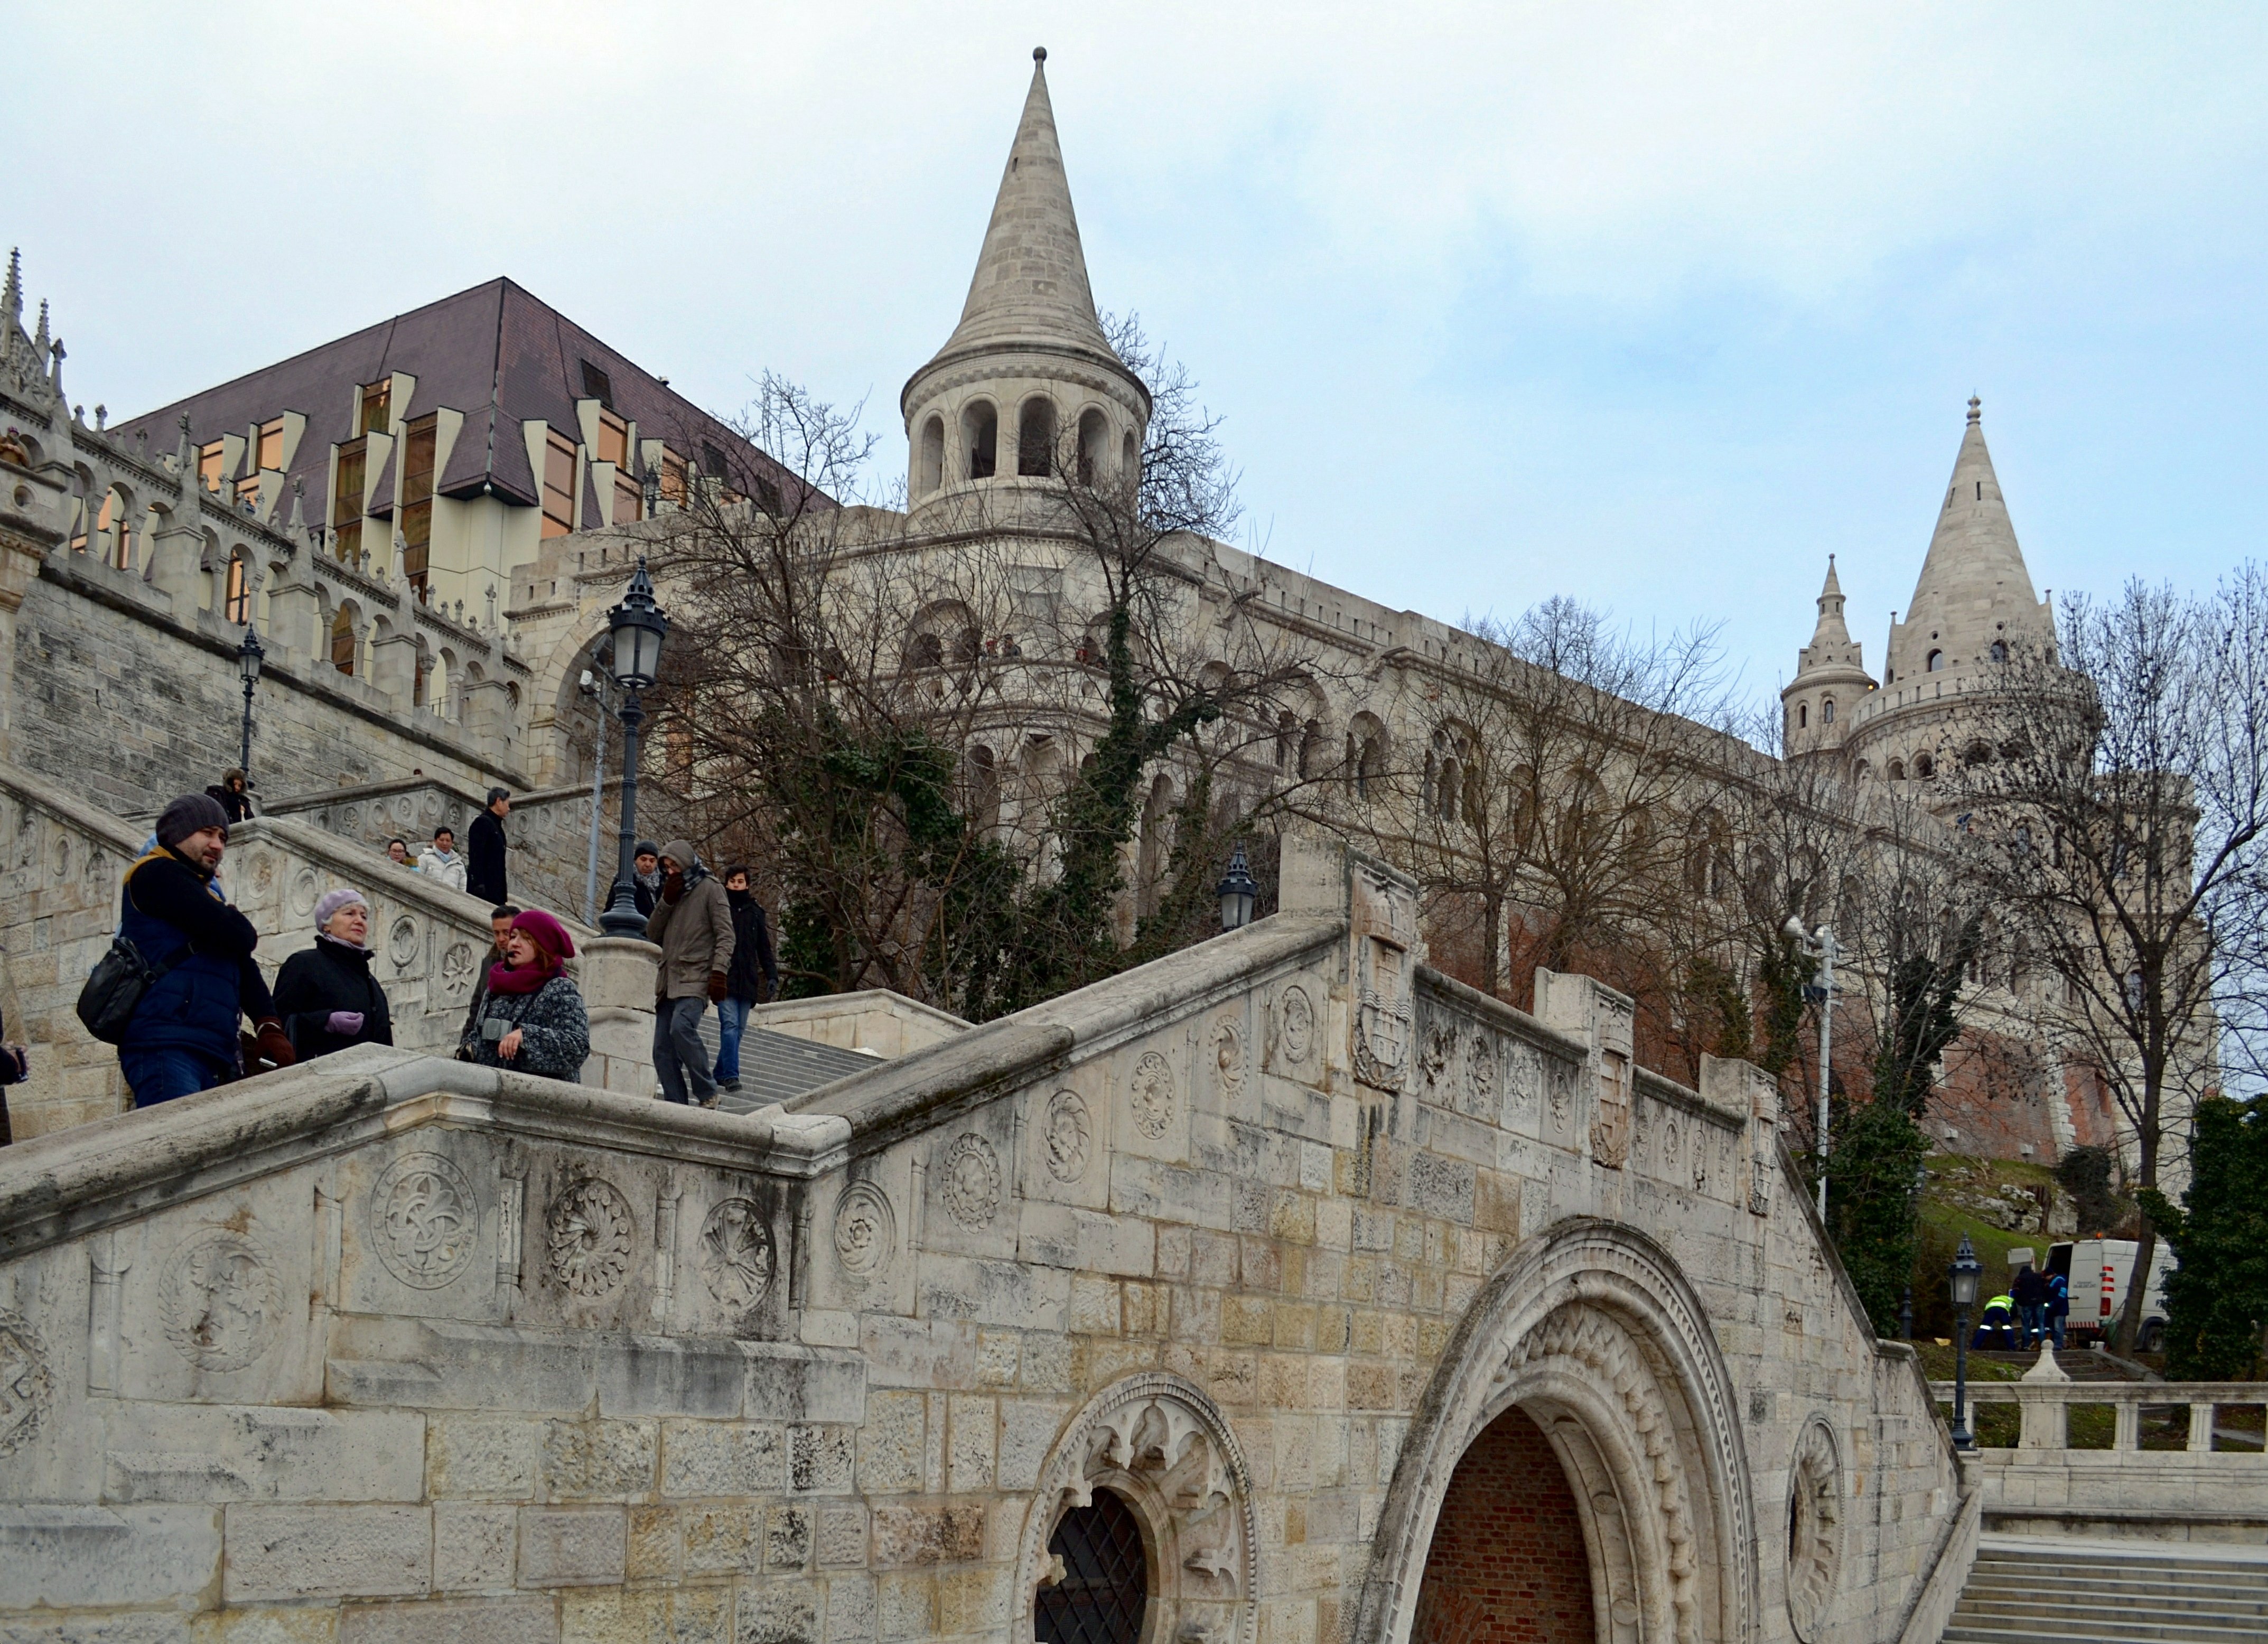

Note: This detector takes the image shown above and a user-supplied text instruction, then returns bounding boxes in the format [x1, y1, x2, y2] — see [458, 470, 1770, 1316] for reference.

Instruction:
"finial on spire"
[2, 249, 20, 330]
[1033, 45, 1047, 62]
[1967, 394, 1981, 425]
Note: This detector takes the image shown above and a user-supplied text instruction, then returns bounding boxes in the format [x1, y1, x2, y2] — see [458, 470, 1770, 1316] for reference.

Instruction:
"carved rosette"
[1129, 1052, 1175, 1140]
[369, 1150, 480, 1289]
[698, 1198, 776, 1311]
[1020, 1372, 1258, 1644]
[1211, 1018, 1246, 1101]
[1042, 1091, 1091, 1184]
[833, 1181, 896, 1282]
[1785, 1418, 1845, 1641]
[546, 1179, 636, 1300]
[0, 1310, 51, 1457]
[160, 1229, 283, 1372]
[1275, 985, 1315, 1069]
[941, 1135, 1002, 1229]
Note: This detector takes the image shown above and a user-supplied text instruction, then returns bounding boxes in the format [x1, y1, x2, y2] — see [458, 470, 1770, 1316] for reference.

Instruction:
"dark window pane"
[1035, 1489, 1147, 1644]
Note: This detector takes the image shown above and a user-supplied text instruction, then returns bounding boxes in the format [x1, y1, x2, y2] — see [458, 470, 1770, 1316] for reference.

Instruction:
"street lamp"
[1949, 1232, 1982, 1451]
[598, 559, 669, 938]
[579, 663, 613, 924]
[1782, 914, 1838, 1219]
[1216, 840, 1258, 931]
[236, 623, 265, 780]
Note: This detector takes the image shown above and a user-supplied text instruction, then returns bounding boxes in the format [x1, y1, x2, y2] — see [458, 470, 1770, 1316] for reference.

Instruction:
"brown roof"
[114, 278, 806, 524]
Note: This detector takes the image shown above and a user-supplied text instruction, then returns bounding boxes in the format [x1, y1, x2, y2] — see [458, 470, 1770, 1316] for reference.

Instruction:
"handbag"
[75, 935, 188, 1045]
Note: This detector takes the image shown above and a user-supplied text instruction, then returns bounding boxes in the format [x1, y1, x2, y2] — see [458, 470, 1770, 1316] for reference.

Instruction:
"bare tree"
[1364, 597, 1744, 1019]
[1958, 566, 2268, 1349]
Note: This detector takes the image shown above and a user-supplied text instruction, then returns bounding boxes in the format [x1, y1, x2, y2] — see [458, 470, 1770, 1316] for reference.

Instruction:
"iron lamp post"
[1216, 841, 1257, 931]
[1949, 1233, 1982, 1451]
[598, 559, 668, 939]
[236, 623, 265, 780]
[1782, 914, 1837, 1219]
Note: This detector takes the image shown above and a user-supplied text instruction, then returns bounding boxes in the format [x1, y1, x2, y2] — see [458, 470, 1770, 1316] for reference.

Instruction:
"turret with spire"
[1882, 396, 2053, 689]
[1781, 554, 1875, 755]
[901, 48, 1149, 515]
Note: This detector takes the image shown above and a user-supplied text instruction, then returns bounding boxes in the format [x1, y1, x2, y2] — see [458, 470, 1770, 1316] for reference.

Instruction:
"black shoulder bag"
[76, 936, 190, 1045]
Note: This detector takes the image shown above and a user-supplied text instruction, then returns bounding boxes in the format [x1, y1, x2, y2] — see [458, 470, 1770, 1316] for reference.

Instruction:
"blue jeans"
[120, 1046, 234, 1107]
[2019, 1302, 2045, 1346]
[652, 996, 715, 1105]
[2049, 1313, 2066, 1350]
[713, 996, 750, 1084]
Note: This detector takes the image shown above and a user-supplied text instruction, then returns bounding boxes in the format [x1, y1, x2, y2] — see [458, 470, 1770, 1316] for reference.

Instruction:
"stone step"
[1972, 1560, 2268, 1591]
[1944, 1535, 2268, 1643]
[1958, 1591, 2268, 1623]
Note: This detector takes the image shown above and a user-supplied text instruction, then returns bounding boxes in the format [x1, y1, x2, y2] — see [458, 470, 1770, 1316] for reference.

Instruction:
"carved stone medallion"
[0, 1311, 51, 1457]
[385, 916, 419, 968]
[1463, 1033, 1496, 1116]
[941, 1134, 1002, 1228]
[160, 1230, 283, 1371]
[1786, 1419, 1846, 1641]
[1278, 985, 1314, 1065]
[1130, 1051, 1176, 1140]
[1546, 1062, 1574, 1128]
[369, 1150, 480, 1289]
[833, 1181, 895, 1279]
[698, 1198, 775, 1311]
[438, 941, 477, 1003]
[1211, 1019, 1246, 1100]
[1043, 1091, 1091, 1184]
[1663, 1120, 1682, 1172]
[546, 1179, 636, 1300]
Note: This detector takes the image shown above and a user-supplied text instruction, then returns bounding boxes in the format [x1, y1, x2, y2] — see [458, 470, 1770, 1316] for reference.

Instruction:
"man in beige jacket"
[644, 839, 735, 1106]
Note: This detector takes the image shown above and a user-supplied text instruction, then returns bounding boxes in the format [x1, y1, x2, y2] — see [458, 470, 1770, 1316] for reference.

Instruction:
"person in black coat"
[712, 865, 779, 1095]
[466, 789, 511, 903]
[272, 888, 395, 1062]
[205, 769, 256, 824]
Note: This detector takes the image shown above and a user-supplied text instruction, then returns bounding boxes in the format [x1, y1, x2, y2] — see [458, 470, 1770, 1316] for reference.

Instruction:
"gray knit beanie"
[156, 792, 230, 849]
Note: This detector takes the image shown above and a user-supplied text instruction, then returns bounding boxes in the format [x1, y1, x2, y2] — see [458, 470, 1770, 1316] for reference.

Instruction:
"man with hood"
[644, 839, 734, 1106]
[116, 792, 294, 1105]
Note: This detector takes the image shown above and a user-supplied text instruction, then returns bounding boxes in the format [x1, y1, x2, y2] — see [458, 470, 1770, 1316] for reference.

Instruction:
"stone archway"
[1358, 1219, 1758, 1644]
[1015, 1371, 1259, 1644]
[1410, 1405, 1597, 1643]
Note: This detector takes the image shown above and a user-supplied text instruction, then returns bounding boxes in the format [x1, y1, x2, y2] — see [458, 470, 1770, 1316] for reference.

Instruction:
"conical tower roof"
[1808, 554, 1854, 649]
[1888, 398, 2051, 679]
[906, 50, 1137, 406]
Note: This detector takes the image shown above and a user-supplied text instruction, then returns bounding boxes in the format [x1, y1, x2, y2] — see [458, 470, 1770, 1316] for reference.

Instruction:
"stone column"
[578, 935, 659, 1097]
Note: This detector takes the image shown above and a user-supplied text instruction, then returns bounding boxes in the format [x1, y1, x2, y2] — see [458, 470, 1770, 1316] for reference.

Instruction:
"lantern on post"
[598, 559, 669, 938]
[1216, 840, 1258, 932]
[1949, 1232, 1983, 1451]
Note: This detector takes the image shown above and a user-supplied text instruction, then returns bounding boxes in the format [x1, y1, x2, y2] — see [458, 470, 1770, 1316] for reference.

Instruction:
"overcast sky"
[11, 4, 2266, 717]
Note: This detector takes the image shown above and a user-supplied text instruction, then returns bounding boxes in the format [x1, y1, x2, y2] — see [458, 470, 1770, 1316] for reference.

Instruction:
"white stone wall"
[0, 845, 1969, 1644]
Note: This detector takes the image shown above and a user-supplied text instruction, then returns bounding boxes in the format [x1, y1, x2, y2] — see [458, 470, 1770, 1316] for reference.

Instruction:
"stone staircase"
[1942, 1535, 2268, 1642]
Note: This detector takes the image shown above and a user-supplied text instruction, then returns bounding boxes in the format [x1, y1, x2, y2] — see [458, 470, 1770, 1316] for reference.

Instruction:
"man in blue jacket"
[116, 792, 294, 1106]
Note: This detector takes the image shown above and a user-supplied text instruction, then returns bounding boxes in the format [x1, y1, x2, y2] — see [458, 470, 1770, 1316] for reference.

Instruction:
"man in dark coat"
[456, 905, 520, 1057]
[713, 865, 780, 1095]
[116, 792, 293, 1105]
[2013, 1260, 2049, 1349]
[645, 840, 733, 1107]
[466, 789, 511, 903]
[632, 842, 662, 918]
[205, 769, 256, 824]
[273, 888, 396, 1061]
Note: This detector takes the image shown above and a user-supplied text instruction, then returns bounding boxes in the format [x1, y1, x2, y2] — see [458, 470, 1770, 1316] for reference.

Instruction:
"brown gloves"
[708, 971, 729, 1004]
[243, 1018, 296, 1074]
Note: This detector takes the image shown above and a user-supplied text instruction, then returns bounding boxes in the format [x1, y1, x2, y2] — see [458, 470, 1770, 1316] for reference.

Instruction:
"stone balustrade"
[1931, 1371, 2268, 1542]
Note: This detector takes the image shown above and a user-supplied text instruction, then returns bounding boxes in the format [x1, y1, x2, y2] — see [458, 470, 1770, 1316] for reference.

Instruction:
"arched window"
[1821, 697, 1835, 724]
[1121, 430, 1137, 481]
[330, 605, 358, 675]
[1963, 740, 1992, 768]
[100, 491, 134, 570]
[1035, 1489, 1147, 1644]
[1275, 712, 1296, 770]
[909, 632, 945, 671]
[1297, 717, 1321, 779]
[1887, 758, 1906, 782]
[962, 401, 997, 480]
[1017, 396, 1057, 477]
[1927, 649, 1945, 672]
[1077, 408, 1108, 485]
[223, 555, 251, 624]
[1797, 703, 1808, 729]
[1914, 752, 1935, 779]
[917, 416, 945, 496]
[1989, 640, 2008, 664]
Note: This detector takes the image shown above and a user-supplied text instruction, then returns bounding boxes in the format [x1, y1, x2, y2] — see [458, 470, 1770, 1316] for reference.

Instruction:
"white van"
[2047, 1238, 2178, 1351]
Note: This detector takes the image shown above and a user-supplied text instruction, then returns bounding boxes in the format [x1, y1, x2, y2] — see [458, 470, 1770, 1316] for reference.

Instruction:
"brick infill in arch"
[1410, 1405, 1598, 1644]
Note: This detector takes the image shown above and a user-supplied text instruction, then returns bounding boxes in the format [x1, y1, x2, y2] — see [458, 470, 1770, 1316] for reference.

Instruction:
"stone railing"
[1931, 1372, 2268, 1541]
[0, 756, 634, 1139]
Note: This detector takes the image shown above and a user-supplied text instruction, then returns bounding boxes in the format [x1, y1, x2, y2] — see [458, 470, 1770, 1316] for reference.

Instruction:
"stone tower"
[901, 48, 1150, 518]
[1844, 397, 2056, 794]
[1780, 554, 1875, 755]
